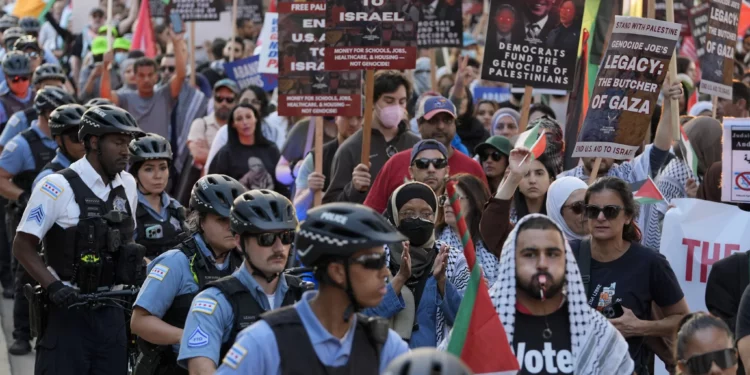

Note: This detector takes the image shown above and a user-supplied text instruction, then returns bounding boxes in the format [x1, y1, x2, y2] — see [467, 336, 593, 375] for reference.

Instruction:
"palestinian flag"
[632, 178, 665, 205]
[516, 124, 547, 159]
[680, 127, 699, 178]
[446, 182, 519, 375]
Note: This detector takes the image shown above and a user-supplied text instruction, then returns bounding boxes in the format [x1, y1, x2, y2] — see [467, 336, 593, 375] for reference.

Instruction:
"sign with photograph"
[411, 0, 463, 47]
[699, 0, 741, 100]
[722, 119, 750, 203]
[237, 0, 264, 23]
[689, 2, 711, 58]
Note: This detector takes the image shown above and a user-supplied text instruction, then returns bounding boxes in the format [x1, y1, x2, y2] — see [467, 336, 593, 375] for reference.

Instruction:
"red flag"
[529, 130, 547, 159]
[269, 0, 277, 12]
[131, 1, 156, 58]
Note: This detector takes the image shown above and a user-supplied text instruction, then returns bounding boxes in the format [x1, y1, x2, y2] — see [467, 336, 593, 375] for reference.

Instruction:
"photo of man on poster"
[420, 0, 452, 21]
[517, 0, 558, 44]
[487, 4, 520, 47]
[546, 0, 580, 50]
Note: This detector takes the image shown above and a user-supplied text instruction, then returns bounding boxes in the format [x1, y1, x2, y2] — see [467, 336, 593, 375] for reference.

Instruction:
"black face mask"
[397, 218, 434, 247]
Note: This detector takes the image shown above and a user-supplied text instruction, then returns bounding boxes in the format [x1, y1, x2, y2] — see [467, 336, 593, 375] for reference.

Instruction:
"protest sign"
[572, 16, 680, 160]
[150, 0, 168, 18]
[721, 118, 750, 203]
[237, 0, 263, 23]
[277, 0, 362, 116]
[480, 0, 585, 91]
[473, 86, 512, 103]
[154, 0, 222, 22]
[699, 0, 741, 100]
[413, 0, 463, 48]
[689, 2, 711, 58]
[655, 0, 695, 36]
[224, 55, 277, 90]
[324, 0, 418, 70]
[257, 13, 279, 75]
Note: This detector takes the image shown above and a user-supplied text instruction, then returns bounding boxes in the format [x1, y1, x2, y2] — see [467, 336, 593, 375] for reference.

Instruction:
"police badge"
[113, 196, 128, 213]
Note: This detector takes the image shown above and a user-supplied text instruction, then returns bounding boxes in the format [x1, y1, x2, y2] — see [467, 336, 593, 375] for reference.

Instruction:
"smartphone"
[603, 302, 624, 319]
[170, 12, 184, 34]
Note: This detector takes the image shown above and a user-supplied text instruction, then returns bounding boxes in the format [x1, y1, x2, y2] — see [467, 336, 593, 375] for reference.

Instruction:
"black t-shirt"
[281, 119, 336, 165]
[736, 284, 750, 342]
[208, 142, 288, 197]
[512, 305, 573, 375]
[585, 241, 684, 373]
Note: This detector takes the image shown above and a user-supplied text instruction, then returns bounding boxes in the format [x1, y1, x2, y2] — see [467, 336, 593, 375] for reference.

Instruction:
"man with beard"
[489, 214, 633, 374]
[188, 79, 239, 171]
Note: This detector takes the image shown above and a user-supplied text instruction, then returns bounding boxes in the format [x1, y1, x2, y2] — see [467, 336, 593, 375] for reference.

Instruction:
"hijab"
[491, 107, 521, 132]
[545, 177, 588, 241]
[675, 116, 722, 180]
[688, 101, 713, 116]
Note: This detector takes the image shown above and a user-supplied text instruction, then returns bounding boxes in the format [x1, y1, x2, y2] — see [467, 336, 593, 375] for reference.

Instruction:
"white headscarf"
[688, 101, 713, 116]
[490, 214, 634, 374]
[545, 177, 589, 242]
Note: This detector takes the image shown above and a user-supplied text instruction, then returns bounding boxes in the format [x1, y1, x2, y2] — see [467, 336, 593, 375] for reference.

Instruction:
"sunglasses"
[255, 230, 295, 247]
[10, 76, 29, 83]
[562, 201, 585, 215]
[680, 348, 737, 374]
[66, 132, 80, 143]
[161, 66, 175, 73]
[480, 151, 503, 162]
[412, 158, 448, 170]
[585, 205, 623, 220]
[215, 95, 236, 104]
[25, 51, 40, 59]
[349, 252, 388, 270]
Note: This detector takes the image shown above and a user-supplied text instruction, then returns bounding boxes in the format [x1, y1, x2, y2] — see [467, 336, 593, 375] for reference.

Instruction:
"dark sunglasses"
[25, 51, 40, 59]
[680, 348, 737, 374]
[215, 95, 236, 104]
[349, 252, 387, 270]
[480, 151, 504, 162]
[562, 201, 585, 215]
[256, 230, 295, 247]
[66, 132, 80, 143]
[412, 158, 448, 170]
[585, 205, 623, 220]
[161, 66, 175, 73]
[10, 76, 29, 83]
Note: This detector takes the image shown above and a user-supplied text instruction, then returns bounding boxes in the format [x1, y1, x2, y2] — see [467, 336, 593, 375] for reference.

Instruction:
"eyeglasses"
[585, 205, 623, 220]
[255, 230, 295, 247]
[680, 348, 737, 375]
[10, 76, 29, 83]
[161, 66, 175, 73]
[25, 51, 40, 59]
[412, 158, 448, 170]
[480, 151, 503, 162]
[214, 95, 236, 104]
[349, 252, 387, 270]
[562, 201, 585, 215]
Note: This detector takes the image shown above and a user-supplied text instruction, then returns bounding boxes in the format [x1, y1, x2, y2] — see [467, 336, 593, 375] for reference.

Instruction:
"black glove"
[17, 191, 29, 206]
[47, 281, 79, 308]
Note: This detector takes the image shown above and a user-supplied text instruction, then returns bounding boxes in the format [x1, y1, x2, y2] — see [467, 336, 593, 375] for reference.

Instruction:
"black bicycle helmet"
[19, 17, 40, 34]
[230, 190, 298, 235]
[383, 349, 473, 375]
[0, 16, 17, 31]
[2, 50, 30, 76]
[3, 27, 24, 47]
[296, 203, 406, 266]
[49, 104, 85, 136]
[32, 63, 66, 85]
[129, 133, 173, 163]
[190, 174, 246, 218]
[84, 97, 113, 109]
[13, 35, 40, 52]
[34, 86, 76, 114]
[79, 104, 144, 139]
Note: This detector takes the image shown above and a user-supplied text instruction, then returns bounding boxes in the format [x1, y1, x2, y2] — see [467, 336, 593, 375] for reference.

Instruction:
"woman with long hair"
[510, 155, 556, 224]
[474, 99, 499, 134]
[454, 86, 490, 154]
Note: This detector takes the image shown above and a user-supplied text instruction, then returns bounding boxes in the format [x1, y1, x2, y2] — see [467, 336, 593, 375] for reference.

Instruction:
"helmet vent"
[252, 206, 269, 220]
[329, 227, 358, 239]
[269, 201, 280, 218]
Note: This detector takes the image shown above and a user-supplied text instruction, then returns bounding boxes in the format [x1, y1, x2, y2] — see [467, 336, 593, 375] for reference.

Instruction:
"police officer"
[179, 190, 308, 374]
[0, 51, 33, 128]
[131, 174, 246, 375]
[13, 104, 145, 375]
[32, 104, 87, 187]
[129, 133, 188, 258]
[382, 349, 473, 375]
[1, 27, 24, 58]
[1, 63, 70, 147]
[214, 203, 409, 374]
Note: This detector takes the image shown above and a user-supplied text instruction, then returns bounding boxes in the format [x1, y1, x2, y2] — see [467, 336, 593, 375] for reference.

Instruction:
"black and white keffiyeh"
[438, 226, 499, 286]
[641, 157, 694, 250]
[489, 214, 634, 374]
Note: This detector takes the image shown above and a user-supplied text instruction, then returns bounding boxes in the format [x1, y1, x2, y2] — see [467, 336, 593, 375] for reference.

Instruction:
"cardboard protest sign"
[689, 2, 711, 58]
[721, 119, 750, 203]
[572, 16, 680, 160]
[165, 0, 222, 22]
[481, 0, 585, 91]
[324, 0, 418, 70]
[473, 86, 512, 103]
[654, 0, 695, 36]
[699, 0, 741, 100]
[224, 55, 277, 90]
[278, 0, 362, 116]
[411, 0, 463, 48]
[257, 13, 279, 75]
[237, 0, 264, 23]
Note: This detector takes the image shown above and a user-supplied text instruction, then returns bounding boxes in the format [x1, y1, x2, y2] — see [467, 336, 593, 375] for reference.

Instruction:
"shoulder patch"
[222, 343, 248, 369]
[27, 204, 45, 225]
[5, 141, 16, 152]
[7, 115, 18, 128]
[191, 298, 218, 315]
[147, 264, 169, 281]
[41, 180, 63, 200]
[187, 326, 209, 348]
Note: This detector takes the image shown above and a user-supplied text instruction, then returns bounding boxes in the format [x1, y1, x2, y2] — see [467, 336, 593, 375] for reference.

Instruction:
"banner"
[654, 0, 696, 36]
[257, 13, 279, 75]
[572, 16, 680, 160]
[480, 0, 586, 91]
[278, 0, 363, 116]
[721, 118, 750, 203]
[324, 0, 418, 70]
[224, 55, 277, 90]
[700, 0, 741, 100]
[414, 0, 463, 48]
[151, 0, 222, 21]
[237, 0, 264, 23]
[473, 86, 512, 103]
[689, 2, 711, 58]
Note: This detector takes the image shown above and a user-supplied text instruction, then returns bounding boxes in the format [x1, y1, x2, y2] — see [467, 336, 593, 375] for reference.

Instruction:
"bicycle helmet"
[2, 50, 31, 76]
[84, 97, 113, 109]
[2, 27, 24, 47]
[19, 17, 41, 34]
[129, 133, 173, 163]
[296, 203, 406, 266]
[49, 104, 85, 136]
[230, 190, 298, 235]
[13, 35, 40, 52]
[32, 63, 66, 85]
[383, 349, 473, 375]
[79, 105, 144, 139]
[34, 86, 76, 114]
[190, 174, 246, 218]
[0, 16, 17, 31]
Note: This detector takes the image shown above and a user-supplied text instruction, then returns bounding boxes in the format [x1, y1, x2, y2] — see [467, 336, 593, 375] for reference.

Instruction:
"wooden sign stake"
[361, 70, 375, 165]
[313, 116, 324, 207]
[518, 85, 534, 132]
[588, 157, 602, 185]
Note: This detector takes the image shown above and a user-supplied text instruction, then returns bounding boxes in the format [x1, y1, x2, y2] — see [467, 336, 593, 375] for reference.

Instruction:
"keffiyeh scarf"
[438, 226, 499, 285]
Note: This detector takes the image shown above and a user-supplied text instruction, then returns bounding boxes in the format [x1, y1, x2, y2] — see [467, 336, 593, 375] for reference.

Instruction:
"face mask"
[397, 217, 434, 247]
[377, 104, 402, 129]
[114, 52, 127, 65]
[461, 49, 477, 59]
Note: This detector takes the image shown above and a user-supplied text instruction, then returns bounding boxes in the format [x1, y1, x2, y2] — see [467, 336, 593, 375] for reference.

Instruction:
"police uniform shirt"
[134, 233, 231, 353]
[214, 291, 409, 374]
[0, 121, 56, 176]
[177, 263, 290, 368]
[32, 150, 71, 189]
[136, 190, 184, 237]
[17, 157, 139, 256]
[0, 88, 32, 125]
[0, 111, 31, 147]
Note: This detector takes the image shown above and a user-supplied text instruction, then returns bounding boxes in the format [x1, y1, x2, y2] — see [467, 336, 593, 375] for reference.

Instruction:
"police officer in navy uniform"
[129, 133, 188, 258]
[131, 174, 246, 375]
[13, 104, 145, 375]
[178, 190, 309, 374]
[32, 104, 87, 187]
[214, 203, 410, 374]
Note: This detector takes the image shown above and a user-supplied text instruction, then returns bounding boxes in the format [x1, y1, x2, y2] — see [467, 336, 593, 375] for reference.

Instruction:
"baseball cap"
[416, 96, 456, 121]
[113, 38, 131, 51]
[475, 136, 512, 157]
[410, 139, 448, 164]
[90, 8, 105, 17]
[90, 36, 108, 55]
[214, 78, 240, 94]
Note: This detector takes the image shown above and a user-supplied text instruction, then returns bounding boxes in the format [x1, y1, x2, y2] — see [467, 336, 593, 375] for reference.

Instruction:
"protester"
[474, 99, 499, 134]
[511, 155, 556, 223]
[689, 101, 714, 117]
[677, 313, 739, 375]
[79, 36, 122, 102]
[475, 136, 512, 195]
[449, 57, 489, 154]
[187, 79, 239, 170]
[275, 117, 336, 191]
[490, 107, 521, 138]
[677, 56, 698, 84]
[528, 103, 557, 123]
[545, 176, 589, 242]
[717, 80, 750, 119]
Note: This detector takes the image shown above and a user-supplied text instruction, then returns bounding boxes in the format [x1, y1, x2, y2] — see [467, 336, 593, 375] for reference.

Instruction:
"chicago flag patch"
[191, 298, 217, 315]
[222, 343, 247, 369]
[147, 264, 169, 281]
